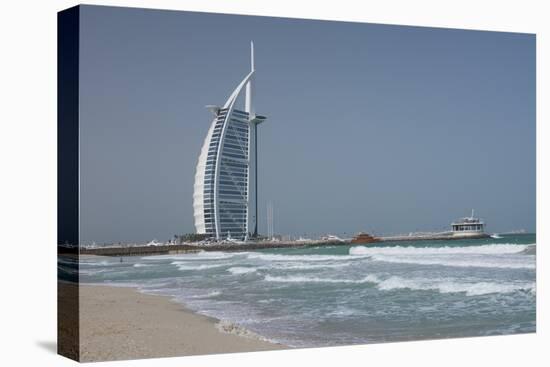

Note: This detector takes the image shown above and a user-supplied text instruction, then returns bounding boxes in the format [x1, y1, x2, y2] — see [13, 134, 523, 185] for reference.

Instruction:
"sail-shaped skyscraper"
[193, 43, 267, 241]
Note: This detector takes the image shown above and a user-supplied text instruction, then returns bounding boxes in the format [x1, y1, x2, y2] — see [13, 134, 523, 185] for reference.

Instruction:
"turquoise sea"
[74, 234, 536, 347]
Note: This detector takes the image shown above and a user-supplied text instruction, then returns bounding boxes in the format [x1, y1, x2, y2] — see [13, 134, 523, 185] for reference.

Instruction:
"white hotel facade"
[193, 43, 267, 241]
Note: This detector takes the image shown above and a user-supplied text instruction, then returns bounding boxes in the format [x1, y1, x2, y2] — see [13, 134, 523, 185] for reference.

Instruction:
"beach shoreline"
[76, 283, 286, 362]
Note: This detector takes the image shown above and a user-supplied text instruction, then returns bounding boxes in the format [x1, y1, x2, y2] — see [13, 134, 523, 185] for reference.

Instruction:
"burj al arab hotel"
[193, 42, 267, 241]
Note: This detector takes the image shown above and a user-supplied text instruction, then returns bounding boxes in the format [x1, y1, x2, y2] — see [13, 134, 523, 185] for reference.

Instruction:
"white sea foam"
[349, 244, 531, 256]
[264, 275, 378, 284]
[367, 254, 535, 269]
[247, 253, 368, 262]
[349, 244, 535, 269]
[173, 262, 228, 271]
[227, 267, 258, 275]
[78, 268, 110, 276]
[133, 263, 154, 268]
[196, 251, 240, 259]
[216, 321, 270, 342]
[192, 291, 222, 298]
[80, 260, 112, 266]
[370, 276, 535, 296]
[269, 262, 351, 270]
[326, 307, 358, 317]
[98, 281, 142, 288]
[264, 273, 533, 296]
[143, 251, 238, 261]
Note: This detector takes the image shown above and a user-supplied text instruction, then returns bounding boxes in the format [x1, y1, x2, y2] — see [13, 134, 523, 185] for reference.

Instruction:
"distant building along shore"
[451, 210, 485, 237]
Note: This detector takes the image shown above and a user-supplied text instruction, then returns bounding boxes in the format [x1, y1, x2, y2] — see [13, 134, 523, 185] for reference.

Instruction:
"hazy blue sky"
[78, 5, 535, 243]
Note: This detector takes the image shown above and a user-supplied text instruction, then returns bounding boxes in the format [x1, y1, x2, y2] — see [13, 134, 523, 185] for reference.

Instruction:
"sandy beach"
[77, 284, 285, 362]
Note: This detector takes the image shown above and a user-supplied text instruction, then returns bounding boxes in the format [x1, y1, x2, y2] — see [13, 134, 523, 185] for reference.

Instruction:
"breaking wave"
[368, 255, 534, 269]
[349, 244, 535, 269]
[269, 262, 351, 270]
[264, 274, 378, 284]
[227, 267, 258, 275]
[172, 262, 229, 271]
[143, 251, 238, 261]
[265, 274, 534, 296]
[247, 253, 368, 262]
[349, 244, 531, 256]
[80, 260, 113, 266]
[366, 275, 535, 296]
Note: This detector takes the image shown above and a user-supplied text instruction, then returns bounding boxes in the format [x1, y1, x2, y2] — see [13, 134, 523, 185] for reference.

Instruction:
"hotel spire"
[245, 41, 255, 117]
